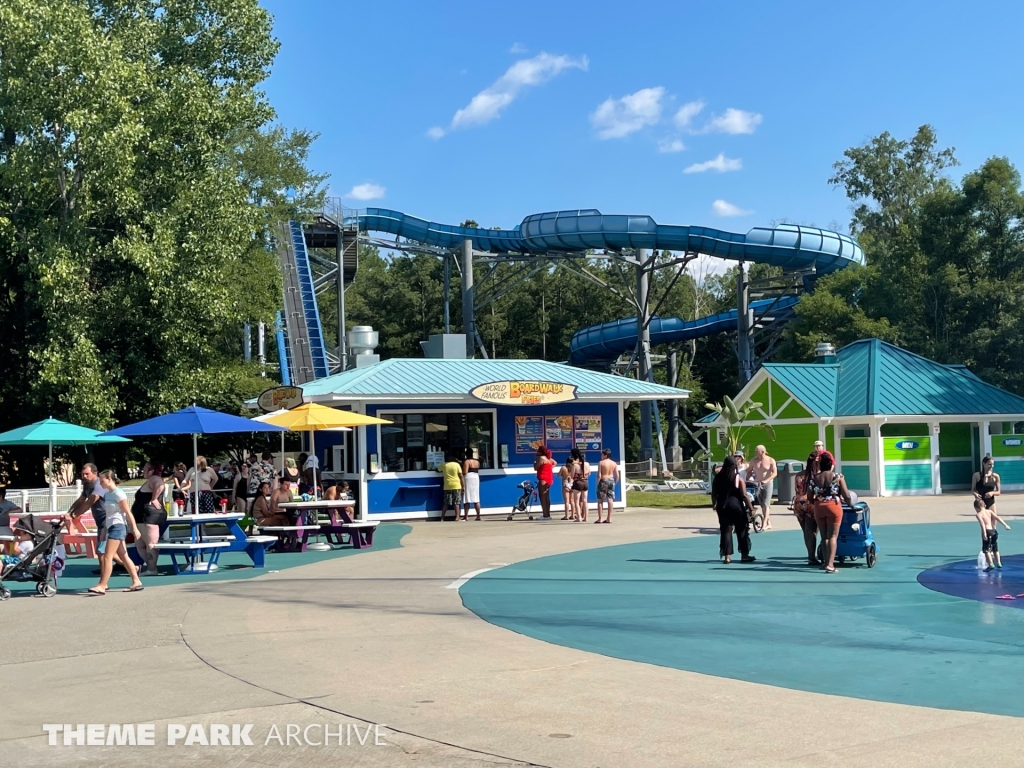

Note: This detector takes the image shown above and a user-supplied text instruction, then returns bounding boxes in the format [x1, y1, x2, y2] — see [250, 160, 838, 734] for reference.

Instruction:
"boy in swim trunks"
[595, 449, 619, 524]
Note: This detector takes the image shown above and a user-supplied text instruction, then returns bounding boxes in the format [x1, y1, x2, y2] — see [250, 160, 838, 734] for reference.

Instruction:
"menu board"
[574, 415, 603, 451]
[545, 415, 574, 452]
[515, 415, 545, 453]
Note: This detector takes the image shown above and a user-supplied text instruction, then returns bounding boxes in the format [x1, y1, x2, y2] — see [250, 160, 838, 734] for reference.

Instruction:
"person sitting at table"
[250, 481, 272, 524]
[260, 479, 295, 527]
[336, 481, 351, 500]
[323, 483, 338, 501]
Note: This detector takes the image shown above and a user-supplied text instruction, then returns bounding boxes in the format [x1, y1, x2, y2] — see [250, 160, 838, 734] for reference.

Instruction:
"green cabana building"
[703, 339, 1024, 496]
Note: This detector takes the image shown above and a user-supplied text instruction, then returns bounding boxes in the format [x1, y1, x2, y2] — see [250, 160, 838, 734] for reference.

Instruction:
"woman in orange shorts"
[808, 452, 851, 573]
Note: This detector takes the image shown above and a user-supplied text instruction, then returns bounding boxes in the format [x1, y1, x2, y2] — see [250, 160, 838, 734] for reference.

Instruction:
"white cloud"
[712, 199, 753, 217]
[345, 183, 385, 201]
[684, 153, 742, 174]
[590, 86, 665, 139]
[658, 138, 685, 153]
[673, 100, 705, 129]
[510, 43, 528, 54]
[702, 108, 762, 134]
[438, 52, 587, 134]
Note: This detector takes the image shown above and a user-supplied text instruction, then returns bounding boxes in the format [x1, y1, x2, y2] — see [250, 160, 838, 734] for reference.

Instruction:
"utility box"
[776, 460, 805, 503]
[420, 334, 467, 360]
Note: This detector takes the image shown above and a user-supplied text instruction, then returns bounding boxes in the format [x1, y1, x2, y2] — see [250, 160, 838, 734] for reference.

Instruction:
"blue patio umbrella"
[104, 405, 286, 514]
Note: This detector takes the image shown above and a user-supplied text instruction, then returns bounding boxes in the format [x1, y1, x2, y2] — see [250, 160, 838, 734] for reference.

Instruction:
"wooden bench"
[257, 525, 321, 553]
[320, 520, 380, 549]
[153, 541, 231, 574]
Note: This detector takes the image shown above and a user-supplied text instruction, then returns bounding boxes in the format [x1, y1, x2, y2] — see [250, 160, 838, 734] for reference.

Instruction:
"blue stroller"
[834, 501, 878, 567]
[507, 480, 539, 521]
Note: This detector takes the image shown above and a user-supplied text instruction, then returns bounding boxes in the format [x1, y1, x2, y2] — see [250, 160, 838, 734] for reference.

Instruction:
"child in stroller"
[0, 514, 66, 599]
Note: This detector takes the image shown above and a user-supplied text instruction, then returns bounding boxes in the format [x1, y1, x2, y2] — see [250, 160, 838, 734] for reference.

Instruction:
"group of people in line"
[435, 445, 621, 524]
[532, 446, 620, 524]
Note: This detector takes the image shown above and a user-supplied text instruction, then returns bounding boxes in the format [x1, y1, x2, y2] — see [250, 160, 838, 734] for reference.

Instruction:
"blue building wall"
[359, 401, 623, 517]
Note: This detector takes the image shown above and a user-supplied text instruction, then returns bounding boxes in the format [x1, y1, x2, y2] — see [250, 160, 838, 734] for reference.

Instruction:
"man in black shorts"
[66, 463, 130, 573]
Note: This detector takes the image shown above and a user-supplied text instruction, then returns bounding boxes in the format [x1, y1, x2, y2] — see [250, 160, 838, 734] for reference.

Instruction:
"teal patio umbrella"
[0, 418, 130, 512]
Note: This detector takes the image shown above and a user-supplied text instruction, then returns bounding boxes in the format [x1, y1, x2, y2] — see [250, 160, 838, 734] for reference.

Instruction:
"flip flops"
[124, 585, 145, 593]
[87, 587, 106, 595]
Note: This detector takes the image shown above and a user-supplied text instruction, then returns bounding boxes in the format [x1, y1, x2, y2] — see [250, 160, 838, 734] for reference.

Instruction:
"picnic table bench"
[256, 525, 322, 553]
[153, 540, 232, 574]
[321, 520, 379, 549]
[163, 513, 275, 570]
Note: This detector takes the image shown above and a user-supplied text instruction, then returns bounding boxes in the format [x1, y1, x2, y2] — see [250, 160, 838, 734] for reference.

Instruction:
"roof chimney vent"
[347, 325, 380, 368]
[814, 342, 836, 363]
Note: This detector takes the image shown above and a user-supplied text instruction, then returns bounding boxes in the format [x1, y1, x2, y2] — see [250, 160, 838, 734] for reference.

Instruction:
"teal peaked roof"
[299, 358, 689, 402]
[760, 339, 1024, 418]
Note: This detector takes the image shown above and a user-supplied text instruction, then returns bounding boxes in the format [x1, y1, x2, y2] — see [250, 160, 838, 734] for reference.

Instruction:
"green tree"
[0, 0, 327, 482]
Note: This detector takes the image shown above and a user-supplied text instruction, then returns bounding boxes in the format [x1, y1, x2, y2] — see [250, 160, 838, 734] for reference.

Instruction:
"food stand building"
[702, 338, 1024, 496]
[295, 358, 689, 519]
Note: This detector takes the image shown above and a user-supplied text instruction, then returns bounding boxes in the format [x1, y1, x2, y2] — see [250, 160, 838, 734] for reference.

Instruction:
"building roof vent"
[814, 342, 836, 363]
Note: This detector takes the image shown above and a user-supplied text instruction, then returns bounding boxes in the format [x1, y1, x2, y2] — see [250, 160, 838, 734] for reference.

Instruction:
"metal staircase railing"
[290, 221, 331, 380]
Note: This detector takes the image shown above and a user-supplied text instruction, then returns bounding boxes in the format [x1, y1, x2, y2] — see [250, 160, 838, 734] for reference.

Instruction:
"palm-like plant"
[697, 395, 776, 459]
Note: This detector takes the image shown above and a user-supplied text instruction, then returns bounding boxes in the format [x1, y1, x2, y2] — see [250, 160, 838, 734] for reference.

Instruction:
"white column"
[982, 421, 993, 460]
[870, 419, 886, 497]
[930, 421, 941, 494]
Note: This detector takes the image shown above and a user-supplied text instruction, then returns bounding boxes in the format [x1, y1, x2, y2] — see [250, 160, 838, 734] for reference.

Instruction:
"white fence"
[6, 483, 83, 514]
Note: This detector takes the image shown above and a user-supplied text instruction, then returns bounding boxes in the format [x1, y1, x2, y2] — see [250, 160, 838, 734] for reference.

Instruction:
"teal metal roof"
[760, 339, 1024, 418]
[761, 363, 838, 417]
[299, 358, 689, 402]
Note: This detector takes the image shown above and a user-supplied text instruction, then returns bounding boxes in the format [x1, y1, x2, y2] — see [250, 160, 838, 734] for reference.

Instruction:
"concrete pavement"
[2, 494, 1022, 767]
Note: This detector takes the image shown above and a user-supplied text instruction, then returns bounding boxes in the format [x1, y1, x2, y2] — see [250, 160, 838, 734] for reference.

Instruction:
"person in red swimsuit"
[534, 446, 555, 519]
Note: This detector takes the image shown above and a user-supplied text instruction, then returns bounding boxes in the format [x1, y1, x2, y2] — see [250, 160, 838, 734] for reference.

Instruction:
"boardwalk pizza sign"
[470, 380, 578, 406]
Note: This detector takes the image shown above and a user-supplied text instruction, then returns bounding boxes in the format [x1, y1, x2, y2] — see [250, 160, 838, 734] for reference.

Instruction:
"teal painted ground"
[461, 523, 1024, 717]
[6, 524, 410, 594]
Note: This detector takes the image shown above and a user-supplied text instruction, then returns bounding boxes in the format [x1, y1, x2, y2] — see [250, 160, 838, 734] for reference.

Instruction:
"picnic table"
[158, 513, 276, 573]
[277, 500, 378, 550]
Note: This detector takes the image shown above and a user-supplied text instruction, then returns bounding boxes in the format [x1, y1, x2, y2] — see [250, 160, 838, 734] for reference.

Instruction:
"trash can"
[776, 460, 804, 504]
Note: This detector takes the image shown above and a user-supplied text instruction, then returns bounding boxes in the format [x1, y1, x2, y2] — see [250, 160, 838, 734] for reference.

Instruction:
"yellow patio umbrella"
[259, 403, 389, 498]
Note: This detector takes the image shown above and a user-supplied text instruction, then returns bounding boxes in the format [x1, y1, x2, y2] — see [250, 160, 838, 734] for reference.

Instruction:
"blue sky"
[261, 0, 1024, 236]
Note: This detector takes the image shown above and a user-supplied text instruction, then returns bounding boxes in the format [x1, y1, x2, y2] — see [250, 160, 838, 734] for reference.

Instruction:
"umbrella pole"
[280, 431, 285, 475]
[49, 440, 55, 513]
[311, 430, 317, 500]
[193, 433, 199, 516]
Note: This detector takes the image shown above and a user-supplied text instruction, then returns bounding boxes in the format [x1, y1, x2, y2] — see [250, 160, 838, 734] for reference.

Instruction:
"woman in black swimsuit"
[973, 456, 1010, 570]
[132, 462, 167, 576]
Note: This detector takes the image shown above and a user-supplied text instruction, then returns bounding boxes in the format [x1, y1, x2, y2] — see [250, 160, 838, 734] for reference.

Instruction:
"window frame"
[373, 408, 499, 478]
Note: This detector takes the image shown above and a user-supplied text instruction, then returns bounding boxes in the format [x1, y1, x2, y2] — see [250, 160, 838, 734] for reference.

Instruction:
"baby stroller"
[817, 501, 878, 567]
[0, 514, 66, 599]
[745, 481, 765, 533]
[507, 480, 539, 521]
[835, 501, 878, 567]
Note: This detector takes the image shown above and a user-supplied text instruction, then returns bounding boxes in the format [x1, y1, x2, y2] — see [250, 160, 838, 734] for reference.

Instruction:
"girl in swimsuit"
[973, 456, 1010, 571]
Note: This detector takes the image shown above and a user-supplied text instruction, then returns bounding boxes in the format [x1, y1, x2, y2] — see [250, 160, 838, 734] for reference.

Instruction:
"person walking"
[281, 457, 302, 486]
[808, 452, 852, 573]
[534, 446, 555, 519]
[88, 470, 144, 594]
[595, 448, 619, 524]
[131, 462, 166, 576]
[711, 456, 755, 564]
[792, 472, 819, 566]
[438, 453, 463, 521]
[973, 456, 1010, 571]
[748, 445, 778, 530]
[67, 463, 130, 573]
[462, 448, 482, 521]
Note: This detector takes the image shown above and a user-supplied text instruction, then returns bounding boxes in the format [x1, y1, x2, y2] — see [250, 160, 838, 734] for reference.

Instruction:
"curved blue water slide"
[354, 208, 862, 367]
[568, 297, 800, 368]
